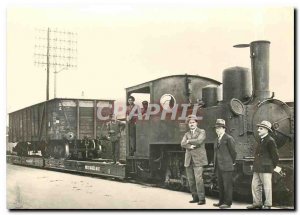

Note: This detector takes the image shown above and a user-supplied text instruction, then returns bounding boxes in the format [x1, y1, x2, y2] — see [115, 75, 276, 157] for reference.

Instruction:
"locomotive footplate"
[44, 159, 126, 179]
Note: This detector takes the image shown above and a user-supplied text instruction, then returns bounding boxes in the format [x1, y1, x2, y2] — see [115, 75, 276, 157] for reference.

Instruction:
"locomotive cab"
[125, 75, 221, 184]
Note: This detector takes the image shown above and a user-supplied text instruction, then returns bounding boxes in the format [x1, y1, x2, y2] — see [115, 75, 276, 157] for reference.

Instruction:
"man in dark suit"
[213, 119, 236, 209]
[247, 121, 279, 210]
[181, 115, 207, 205]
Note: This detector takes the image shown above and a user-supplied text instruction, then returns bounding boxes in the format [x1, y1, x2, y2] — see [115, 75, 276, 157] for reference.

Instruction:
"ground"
[6, 164, 258, 209]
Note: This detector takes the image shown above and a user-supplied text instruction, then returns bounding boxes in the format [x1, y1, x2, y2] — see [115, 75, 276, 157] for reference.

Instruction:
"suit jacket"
[181, 127, 207, 167]
[214, 133, 237, 172]
[253, 134, 279, 173]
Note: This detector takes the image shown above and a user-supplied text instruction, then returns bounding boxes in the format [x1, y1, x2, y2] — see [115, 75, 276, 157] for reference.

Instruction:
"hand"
[190, 145, 196, 149]
[186, 139, 190, 143]
[274, 166, 282, 173]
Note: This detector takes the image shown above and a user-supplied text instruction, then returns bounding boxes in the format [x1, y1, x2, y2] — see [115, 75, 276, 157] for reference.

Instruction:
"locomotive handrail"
[257, 98, 291, 111]
[273, 117, 291, 124]
[274, 129, 293, 139]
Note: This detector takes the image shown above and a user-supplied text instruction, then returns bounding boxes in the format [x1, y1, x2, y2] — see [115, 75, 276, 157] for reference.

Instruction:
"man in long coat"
[181, 115, 207, 205]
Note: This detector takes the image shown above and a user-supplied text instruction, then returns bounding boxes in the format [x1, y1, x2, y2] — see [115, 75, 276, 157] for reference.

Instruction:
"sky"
[6, 3, 294, 113]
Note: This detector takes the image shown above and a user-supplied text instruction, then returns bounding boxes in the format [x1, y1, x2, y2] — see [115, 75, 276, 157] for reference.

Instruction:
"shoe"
[198, 200, 206, 205]
[213, 203, 222, 207]
[262, 206, 271, 209]
[246, 205, 262, 209]
[219, 204, 231, 209]
[189, 199, 199, 203]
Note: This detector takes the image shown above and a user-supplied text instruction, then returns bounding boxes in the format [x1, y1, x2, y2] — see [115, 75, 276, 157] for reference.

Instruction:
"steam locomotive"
[7, 40, 294, 205]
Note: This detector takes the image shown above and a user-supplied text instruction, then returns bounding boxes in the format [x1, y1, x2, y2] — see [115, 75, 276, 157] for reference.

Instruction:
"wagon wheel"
[53, 144, 65, 159]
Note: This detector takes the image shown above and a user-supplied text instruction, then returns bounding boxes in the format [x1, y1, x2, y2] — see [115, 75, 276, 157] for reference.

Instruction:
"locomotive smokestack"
[250, 40, 271, 101]
[234, 40, 271, 102]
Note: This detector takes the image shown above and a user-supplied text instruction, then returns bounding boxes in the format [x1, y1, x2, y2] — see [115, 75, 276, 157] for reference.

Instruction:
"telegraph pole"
[54, 66, 67, 98]
[34, 28, 77, 99]
[46, 28, 50, 100]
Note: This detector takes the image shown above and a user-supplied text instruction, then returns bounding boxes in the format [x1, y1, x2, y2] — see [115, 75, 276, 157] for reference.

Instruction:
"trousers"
[251, 172, 272, 206]
[186, 165, 205, 201]
[128, 123, 136, 156]
[216, 168, 233, 205]
[111, 140, 120, 162]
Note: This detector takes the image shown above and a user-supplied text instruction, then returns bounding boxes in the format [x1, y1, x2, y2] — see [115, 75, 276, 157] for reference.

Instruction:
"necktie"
[217, 136, 221, 148]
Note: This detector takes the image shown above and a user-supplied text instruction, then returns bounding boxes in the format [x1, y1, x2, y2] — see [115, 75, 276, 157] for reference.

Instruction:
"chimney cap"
[250, 40, 270, 44]
[233, 40, 270, 48]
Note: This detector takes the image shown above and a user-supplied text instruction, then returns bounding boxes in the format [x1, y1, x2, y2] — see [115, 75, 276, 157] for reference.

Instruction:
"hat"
[257, 120, 273, 132]
[215, 119, 226, 128]
[186, 115, 198, 123]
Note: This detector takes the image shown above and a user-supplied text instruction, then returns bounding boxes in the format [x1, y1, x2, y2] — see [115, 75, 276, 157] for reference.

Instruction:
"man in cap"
[213, 119, 236, 209]
[247, 120, 279, 209]
[106, 114, 126, 164]
[181, 115, 207, 205]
